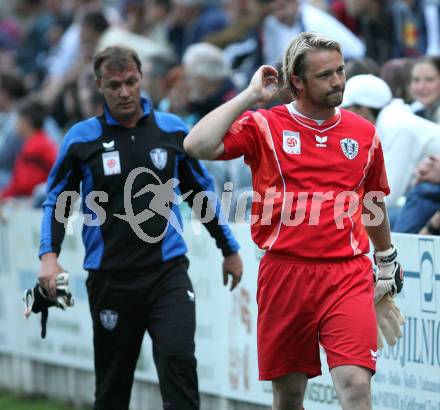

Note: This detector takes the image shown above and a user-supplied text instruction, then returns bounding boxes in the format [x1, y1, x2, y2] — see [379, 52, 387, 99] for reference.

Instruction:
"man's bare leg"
[272, 372, 308, 410]
[330, 365, 372, 410]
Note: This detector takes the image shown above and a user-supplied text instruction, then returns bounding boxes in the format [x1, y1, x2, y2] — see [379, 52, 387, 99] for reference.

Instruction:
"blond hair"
[282, 32, 342, 97]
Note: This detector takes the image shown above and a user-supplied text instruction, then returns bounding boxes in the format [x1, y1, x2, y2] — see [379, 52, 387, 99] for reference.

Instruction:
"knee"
[159, 337, 195, 358]
[158, 347, 197, 371]
[164, 352, 196, 367]
[272, 372, 308, 410]
[273, 384, 304, 410]
[338, 373, 371, 403]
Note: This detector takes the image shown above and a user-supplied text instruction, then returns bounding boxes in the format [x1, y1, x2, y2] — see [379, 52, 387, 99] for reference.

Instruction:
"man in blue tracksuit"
[38, 46, 243, 410]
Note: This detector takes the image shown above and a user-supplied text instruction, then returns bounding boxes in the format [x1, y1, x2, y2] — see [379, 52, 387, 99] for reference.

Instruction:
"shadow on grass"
[0, 390, 90, 410]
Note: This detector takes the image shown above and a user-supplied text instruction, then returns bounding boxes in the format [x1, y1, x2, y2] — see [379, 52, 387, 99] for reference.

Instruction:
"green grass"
[0, 391, 88, 410]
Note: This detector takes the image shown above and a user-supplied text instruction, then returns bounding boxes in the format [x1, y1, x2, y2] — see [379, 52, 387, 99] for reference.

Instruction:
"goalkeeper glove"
[23, 272, 74, 338]
[373, 245, 403, 304]
[53, 272, 75, 309]
[376, 294, 405, 348]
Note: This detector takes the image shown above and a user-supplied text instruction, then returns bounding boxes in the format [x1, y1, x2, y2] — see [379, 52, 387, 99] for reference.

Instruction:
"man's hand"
[54, 272, 75, 309]
[24, 272, 74, 318]
[246, 65, 280, 105]
[376, 294, 405, 348]
[419, 211, 440, 235]
[23, 271, 74, 338]
[223, 253, 243, 291]
[415, 155, 440, 184]
[39, 253, 65, 299]
[374, 245, 404, 304]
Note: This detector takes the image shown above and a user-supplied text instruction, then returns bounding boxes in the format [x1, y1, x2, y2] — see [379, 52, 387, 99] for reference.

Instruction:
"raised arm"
[183, 65, 279, 160]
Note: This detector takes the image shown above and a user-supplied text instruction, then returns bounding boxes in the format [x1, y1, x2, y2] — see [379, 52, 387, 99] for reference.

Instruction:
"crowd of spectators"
[1, 0, 440, 234]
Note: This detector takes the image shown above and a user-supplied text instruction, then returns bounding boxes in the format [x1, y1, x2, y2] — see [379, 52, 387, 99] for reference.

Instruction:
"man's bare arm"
[363, 199, 392, 251]
[183, 65, 279, 160]
[364, 198, 403, 304]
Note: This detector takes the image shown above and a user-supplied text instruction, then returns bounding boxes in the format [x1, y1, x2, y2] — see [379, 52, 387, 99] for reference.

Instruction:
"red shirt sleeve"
[216, 111, 261, 163]
[364, 134, 390, 198]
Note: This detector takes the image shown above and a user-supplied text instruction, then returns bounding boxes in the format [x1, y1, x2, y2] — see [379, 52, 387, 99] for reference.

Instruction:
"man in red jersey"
[184, 32, 403, 410]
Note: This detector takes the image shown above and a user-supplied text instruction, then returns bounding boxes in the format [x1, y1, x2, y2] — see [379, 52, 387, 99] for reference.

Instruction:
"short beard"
[324, 90, 343, 108]
[326, 96, 343, 108]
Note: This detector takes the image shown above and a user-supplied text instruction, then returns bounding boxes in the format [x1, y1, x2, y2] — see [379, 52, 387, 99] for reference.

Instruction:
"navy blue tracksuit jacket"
[39, 98, 239, 270]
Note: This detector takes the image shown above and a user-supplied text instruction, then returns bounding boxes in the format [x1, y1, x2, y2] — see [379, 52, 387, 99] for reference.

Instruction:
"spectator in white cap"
[342, 74, 392, 122]
[342, 74, 440, 210]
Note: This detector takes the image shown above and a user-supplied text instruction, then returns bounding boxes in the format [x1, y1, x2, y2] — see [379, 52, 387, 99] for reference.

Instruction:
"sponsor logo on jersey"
[100, 309, 118, 331]
[315, 135, 327, 147]
[282, 131, 301, 154]
[102, 140, 115, 151]
[340, 138, 359, 159]
[102, 151, 121, 175]
[150, 148, 168, 170]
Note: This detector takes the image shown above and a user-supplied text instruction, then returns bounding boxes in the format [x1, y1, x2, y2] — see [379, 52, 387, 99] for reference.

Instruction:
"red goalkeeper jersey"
[218, 104, 390, 259]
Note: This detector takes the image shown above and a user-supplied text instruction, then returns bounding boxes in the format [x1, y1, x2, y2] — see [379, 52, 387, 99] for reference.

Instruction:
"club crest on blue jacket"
[150, 148, 168, 170]
[100, 309, 118, 331]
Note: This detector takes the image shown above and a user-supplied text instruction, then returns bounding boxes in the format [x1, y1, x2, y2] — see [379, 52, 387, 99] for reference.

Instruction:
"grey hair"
[282, 32, 342, 97]
[183, 43, 231, 81]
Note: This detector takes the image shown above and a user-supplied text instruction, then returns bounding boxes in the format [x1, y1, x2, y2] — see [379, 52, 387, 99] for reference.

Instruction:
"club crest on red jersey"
[340, 138, 359, 159]
[282, 131, 301, 154]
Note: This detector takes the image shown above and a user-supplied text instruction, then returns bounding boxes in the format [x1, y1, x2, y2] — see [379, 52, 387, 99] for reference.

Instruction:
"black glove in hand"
[23, 272, 74, 338]
[374, 245, 403, 304]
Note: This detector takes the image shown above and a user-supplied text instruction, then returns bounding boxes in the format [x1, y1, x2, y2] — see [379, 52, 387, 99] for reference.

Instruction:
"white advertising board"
[0, 209, 439, 409]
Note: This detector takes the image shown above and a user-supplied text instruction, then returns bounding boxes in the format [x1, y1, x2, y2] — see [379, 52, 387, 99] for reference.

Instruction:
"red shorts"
[257, 252, 377, 380]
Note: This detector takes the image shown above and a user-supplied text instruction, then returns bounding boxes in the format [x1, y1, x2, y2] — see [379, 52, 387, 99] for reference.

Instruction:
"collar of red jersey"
[285, 103, 341, 131]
